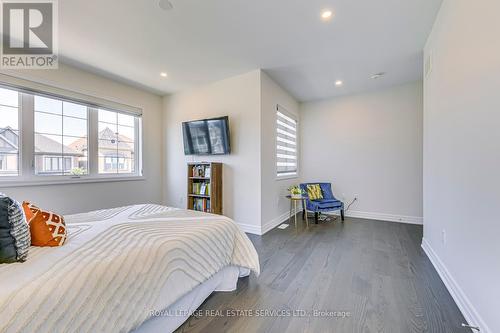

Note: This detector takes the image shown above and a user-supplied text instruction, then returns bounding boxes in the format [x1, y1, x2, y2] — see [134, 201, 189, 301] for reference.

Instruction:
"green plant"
[288, 185, 304, 196]
[70, 167, 86, 176]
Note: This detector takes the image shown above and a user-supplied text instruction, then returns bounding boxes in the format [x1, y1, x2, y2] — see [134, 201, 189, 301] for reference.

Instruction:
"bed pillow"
[307, 184, 324, 201]
[0, 196, 16, 263]
[0, 195, 30, 263]
[25, 203, 67, 247]
[22, 201, 34, 221]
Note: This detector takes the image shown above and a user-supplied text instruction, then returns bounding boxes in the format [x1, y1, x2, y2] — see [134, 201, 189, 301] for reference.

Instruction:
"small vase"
[291, 193, 302, 199]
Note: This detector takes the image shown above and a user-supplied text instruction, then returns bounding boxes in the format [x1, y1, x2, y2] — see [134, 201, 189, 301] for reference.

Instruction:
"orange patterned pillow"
[22, 201, 34, 221]
[24, 203, 67, 247]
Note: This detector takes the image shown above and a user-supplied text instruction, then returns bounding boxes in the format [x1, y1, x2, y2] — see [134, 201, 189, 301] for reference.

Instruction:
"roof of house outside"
[34, 133, 81, 155]
[0, 127, 82, 156]
[69, 127, 134, 153]
[0, 126, 134, 156]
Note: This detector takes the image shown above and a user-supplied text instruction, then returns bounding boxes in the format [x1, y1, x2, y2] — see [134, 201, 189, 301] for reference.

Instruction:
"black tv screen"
[182, 116, 231, 155]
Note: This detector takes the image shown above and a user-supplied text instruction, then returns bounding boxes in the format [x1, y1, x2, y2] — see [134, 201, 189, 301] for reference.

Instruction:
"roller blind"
[0, 73, 142, 116]
[276, 105, 297, 177]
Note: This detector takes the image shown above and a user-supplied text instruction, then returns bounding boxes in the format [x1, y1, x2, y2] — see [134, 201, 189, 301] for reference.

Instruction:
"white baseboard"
[241, 207, 301, 236]
[244, 209, 423, 235]
[237, 223, 262, 235]
[422, 238, 490, 333]
[261, 209, 297, 234]
[331, 209, 423, 225]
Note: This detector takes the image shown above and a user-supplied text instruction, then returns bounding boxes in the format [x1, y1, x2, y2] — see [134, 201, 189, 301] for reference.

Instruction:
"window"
[34, 95, 88, 175]
[0, 87, 20, 177]
[276, 105, 298, 178]
[0, 82, 142, 184]
[42, 156, 73, 173]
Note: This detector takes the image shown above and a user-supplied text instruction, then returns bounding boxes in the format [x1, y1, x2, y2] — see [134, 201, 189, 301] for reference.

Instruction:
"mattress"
[0, 204, 260, 333]
[134, 265, 244, 333]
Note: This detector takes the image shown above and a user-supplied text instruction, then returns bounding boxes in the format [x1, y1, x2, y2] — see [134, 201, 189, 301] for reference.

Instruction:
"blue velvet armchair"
[300, 183, 344, 224]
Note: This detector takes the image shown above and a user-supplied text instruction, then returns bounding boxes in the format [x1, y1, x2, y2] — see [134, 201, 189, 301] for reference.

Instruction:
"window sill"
[0, 175, 145, 188]
[276, 174, 299, 181]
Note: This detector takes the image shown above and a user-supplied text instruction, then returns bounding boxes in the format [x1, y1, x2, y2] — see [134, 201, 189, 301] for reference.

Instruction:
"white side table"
[286, 195, 309, 228]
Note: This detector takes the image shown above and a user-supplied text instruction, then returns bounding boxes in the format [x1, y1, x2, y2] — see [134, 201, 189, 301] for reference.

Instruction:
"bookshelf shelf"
[188, 194, 211, 198]
[187, 162, 222, 214]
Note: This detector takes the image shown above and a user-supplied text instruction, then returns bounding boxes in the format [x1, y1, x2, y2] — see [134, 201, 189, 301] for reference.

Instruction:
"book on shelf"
[191, 182, 211, 195]
[193, 198, 211, 212]
[192, 165, 211, 178]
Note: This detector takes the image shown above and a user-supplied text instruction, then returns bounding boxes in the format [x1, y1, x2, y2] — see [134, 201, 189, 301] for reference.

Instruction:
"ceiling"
[59, 0, 443, 102]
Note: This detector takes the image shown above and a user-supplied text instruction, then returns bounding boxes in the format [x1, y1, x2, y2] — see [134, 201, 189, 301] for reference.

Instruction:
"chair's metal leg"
[314, 212, 319, 224]
[341, 209, 345, 222]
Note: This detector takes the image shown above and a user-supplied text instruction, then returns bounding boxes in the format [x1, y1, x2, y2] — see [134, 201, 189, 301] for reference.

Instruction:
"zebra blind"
[276, 105, 298, 177]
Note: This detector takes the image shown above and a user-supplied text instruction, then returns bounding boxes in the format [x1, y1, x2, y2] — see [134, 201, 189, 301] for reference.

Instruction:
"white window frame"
[0, 81, 144, 188]
[275, 104, 299, 180]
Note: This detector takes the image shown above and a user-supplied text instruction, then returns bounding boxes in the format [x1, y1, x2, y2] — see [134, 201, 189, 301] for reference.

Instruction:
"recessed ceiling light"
[158, 0, 173, 11]
[335, 80, 343, 86]
[371, 72, 386, 79]
[160, 72, 168, 77]
[321, 10, 333, 20]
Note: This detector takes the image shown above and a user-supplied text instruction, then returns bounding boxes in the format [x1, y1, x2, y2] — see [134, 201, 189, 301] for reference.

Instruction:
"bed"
[0, 204, 260, 333]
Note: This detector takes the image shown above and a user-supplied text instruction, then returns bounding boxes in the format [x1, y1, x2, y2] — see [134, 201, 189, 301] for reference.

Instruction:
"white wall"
[422, 1, 500, 331]
[260, 71, 300, 232]
[300, 82, 423, 223]
[162, 70, 262, 232]
[0, 64, 164, 214]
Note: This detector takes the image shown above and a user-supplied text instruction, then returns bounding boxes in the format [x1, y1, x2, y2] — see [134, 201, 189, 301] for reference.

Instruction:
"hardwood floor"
[176, 215, 470, 333]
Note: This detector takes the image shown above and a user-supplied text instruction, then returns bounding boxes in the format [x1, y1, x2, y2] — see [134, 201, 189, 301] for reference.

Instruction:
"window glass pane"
[34, 95, 62, 115]
[118, 113, 134, 127]
[98, 109, 137, 175]
[63, 116, 87, 138]
[98, 139, 118, 151]
[99, 156, 117, 174]
[0, 105, 18, 130]
[63, 102, 87, 119]
[0, 88, 20, 177]
[118, 158, 134, 174]
[35, 112, 62, 135]
[35, 133, 63, 155]
[35, 155, 64, 174]
[98, 109, 117, 124]
[63, 136, 87, 175]
[0, 153, 18, 176]
[118, 125, 134, 142]
[34, 95, 88, 176]
[0, 87, 19, 107]
[98, 122, 117, 138]
[66, 136, 88, 154]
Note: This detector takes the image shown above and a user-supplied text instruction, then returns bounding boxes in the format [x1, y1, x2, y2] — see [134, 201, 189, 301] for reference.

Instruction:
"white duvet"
[0, 204, 260, 333]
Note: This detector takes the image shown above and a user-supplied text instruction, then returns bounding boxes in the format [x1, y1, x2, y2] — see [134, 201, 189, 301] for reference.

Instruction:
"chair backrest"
[300, 182, 336, 200]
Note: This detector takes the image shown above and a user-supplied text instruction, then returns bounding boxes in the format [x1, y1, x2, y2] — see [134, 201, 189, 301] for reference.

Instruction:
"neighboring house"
[69, 127, 135, 174]
[0, 126, 84, 175]
[0, 127, 19, 176]
[34, 133, 83, 175]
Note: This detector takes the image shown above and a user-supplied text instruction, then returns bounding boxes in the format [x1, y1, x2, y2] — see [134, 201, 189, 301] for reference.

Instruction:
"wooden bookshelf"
[187, 162, 222, 214]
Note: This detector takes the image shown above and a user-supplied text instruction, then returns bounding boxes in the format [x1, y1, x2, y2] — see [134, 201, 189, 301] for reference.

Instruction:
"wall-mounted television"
[182, 116, 231, 155]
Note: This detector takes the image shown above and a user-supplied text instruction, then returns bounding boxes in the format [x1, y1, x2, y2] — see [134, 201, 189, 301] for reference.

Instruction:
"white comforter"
[0, 204, 260, 333]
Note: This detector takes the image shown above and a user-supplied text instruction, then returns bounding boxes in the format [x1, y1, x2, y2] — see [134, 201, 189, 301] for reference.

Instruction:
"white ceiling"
[59, 0, 442, 102]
